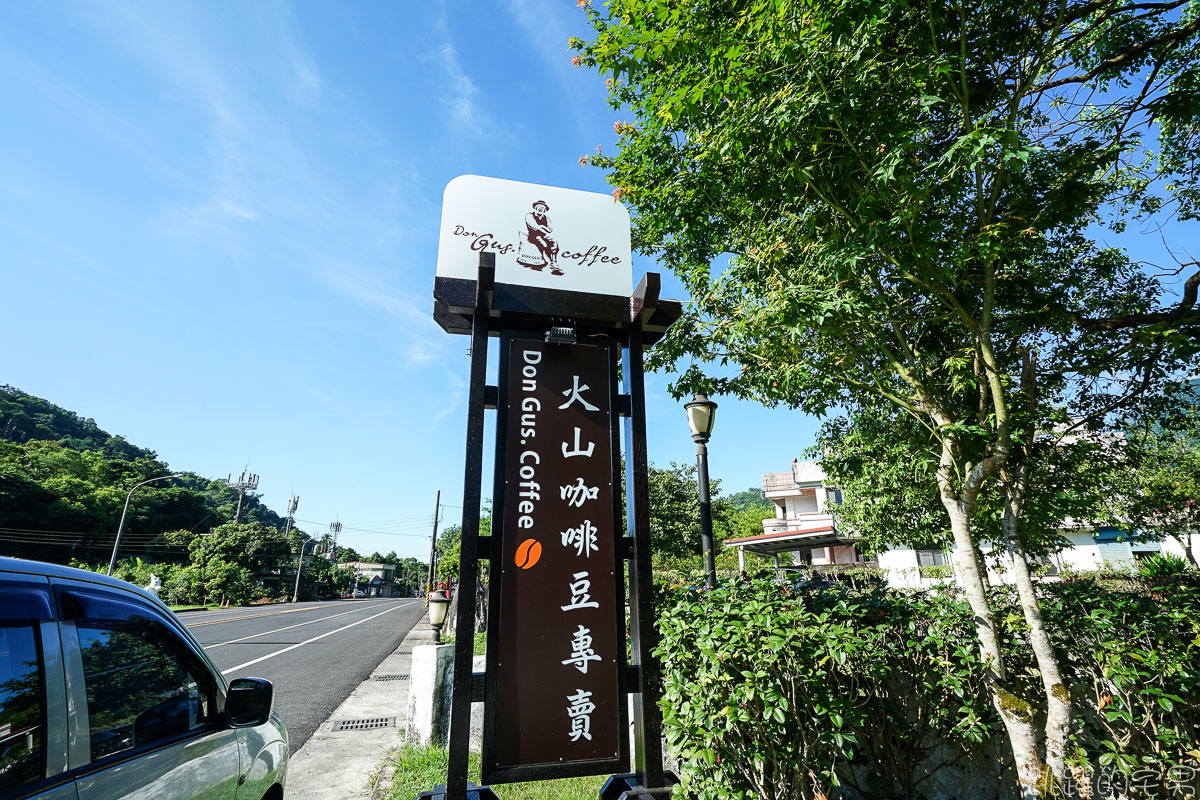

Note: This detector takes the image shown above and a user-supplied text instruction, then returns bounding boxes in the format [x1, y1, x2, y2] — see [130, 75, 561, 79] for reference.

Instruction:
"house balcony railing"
[761, 514, 838, 536]
[761, 518, 790, 534]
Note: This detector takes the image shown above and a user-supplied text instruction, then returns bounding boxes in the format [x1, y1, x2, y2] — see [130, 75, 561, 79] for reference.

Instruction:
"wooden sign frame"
[421, 252, 680, 800]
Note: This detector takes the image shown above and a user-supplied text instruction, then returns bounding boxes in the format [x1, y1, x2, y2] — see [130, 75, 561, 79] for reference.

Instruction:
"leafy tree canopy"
[576, 1, 1200, 790]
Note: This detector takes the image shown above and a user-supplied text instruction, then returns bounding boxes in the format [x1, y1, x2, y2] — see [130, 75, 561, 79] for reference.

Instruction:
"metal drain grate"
[331, 717, 396, 732]
[373, 674, 409, 681]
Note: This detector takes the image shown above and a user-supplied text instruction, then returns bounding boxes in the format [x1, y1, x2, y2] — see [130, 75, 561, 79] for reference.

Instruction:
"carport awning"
[724, 525, 855, 556]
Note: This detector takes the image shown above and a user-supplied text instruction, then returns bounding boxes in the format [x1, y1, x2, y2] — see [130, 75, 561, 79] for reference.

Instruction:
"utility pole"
[327, 521, 342, 561]
[282, 494, 299, 539]
[226, 471, 260, 524]
[427, 490, 441, 592]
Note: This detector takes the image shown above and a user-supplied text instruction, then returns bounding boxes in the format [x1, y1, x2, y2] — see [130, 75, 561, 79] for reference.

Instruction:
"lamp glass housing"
[428, 595, 450, 626]
[684, 393, 718, 442]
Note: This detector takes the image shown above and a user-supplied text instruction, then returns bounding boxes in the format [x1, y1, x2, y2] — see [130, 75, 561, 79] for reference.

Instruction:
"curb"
[285, 619, 436, 800]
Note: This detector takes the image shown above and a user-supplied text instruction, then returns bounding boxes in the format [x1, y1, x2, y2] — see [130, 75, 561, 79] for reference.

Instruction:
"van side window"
[0, 623, 45, 791]
[76, 619, 213, 761]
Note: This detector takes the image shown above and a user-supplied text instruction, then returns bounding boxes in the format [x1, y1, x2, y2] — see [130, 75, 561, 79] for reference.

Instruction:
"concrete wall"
[831, 545, 858, 565]
[878, 548, 923, 589]
[1052, 532, 1104, 572]
[792, 460, 827, 484]
[877, 548, 957, 590]
[405, 643, 454, 747]
[1161, 534, 1197, 563]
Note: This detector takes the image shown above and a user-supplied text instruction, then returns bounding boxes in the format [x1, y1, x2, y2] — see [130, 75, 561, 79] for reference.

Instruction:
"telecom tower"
[327, 521, 342, 561]
[226, 471, 260, 524]
[283, 494, 300, 538]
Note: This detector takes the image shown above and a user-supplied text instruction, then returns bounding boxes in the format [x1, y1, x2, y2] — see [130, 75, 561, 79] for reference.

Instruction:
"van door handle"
[238, 775, 248, 786]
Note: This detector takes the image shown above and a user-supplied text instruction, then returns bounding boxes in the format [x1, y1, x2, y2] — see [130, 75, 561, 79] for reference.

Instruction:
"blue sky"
[0, 1, 823, 559]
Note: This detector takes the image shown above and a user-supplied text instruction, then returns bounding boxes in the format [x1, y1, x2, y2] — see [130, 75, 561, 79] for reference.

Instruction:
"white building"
[724, 459, 1196, 587]
[343, 561, 398, 597]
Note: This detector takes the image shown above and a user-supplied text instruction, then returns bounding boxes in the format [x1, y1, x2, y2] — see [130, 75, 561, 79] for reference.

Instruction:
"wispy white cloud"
[294, 64, 322, 97]
[500, 0, 599, 139]
[437, 41, 486, 135]
[433, 366, 468, 422]
[63, 0, 440, 335]
[316, 264, 427, 324]
[214, 199, 258, 221]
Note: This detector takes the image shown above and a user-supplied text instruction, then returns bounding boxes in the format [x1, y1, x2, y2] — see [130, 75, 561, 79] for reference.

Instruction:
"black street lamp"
[684, 392, 718, 589]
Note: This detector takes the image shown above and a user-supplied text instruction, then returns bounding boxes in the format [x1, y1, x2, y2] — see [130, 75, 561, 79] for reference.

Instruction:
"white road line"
[183, 603, 334, 627]
[205, 603, 396, 648]
[220, 604, 406, 675]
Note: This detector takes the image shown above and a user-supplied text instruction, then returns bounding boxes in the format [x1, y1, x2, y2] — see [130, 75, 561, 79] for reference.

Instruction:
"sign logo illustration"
[516, 200, 561, 275]
[514, 537, 542, 569]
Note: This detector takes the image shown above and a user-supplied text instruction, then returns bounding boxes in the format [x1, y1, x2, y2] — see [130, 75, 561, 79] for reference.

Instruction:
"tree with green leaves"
[647, 461, 731, 568]
[578, 0, 1200, 792]
[162, 522, 292, 603]
[1115, 408, 1200, 567]
[296, 556, 355, 601]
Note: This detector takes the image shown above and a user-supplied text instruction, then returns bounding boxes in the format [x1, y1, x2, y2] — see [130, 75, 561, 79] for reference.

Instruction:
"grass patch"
[386, 744, 605, 800]
[168, 604, 209, 612]
[438, 632, 488, 656]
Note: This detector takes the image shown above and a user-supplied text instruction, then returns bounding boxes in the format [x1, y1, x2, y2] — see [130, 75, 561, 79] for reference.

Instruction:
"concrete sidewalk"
[286, 618, 436, 800]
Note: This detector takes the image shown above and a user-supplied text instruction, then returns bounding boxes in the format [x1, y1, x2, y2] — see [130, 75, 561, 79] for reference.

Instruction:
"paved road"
[180, 598, 427, 753]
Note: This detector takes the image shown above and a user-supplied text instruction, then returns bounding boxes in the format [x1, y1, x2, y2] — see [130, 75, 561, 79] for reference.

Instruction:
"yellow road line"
[185, 607, 316, 627]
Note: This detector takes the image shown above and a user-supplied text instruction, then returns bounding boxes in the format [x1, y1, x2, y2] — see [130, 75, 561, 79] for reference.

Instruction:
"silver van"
[0, 557, 288, 800]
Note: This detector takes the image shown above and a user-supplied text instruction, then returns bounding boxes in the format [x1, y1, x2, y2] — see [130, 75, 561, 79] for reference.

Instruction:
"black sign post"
[421, 252, 680, 800]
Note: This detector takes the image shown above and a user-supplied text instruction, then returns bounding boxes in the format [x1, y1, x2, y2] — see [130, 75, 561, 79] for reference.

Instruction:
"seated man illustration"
[516, 200, 562, 275]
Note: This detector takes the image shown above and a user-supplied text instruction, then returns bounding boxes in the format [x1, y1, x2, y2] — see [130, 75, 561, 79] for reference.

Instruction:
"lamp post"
[428, 589, 451, 643]
[292, 539, 321, 603]
[107, 474, 183, 576]
[685, 392, 718, 589]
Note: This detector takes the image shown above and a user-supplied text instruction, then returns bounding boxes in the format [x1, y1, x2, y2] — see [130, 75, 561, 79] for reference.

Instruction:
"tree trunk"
[941, 488, 1044, 797]
[1181, 530, 1199, 569]
[1003, 480, 1072, 795]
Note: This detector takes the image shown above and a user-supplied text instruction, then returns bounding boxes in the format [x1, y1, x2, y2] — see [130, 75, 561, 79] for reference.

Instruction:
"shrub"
[654, 575, 992, 800]
[1038, 574, 1200, 793]
[655, 573, 1200, 799]
[1137, 552, 1191, 577]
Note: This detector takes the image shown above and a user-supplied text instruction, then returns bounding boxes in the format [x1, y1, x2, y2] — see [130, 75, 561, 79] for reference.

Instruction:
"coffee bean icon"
[515, 538, 542, 569]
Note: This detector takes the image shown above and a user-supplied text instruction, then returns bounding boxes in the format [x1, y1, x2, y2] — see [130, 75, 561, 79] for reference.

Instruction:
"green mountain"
[0, 385, 293, 565]
[725, 487, 773, 512]
[0, 385, 153, 460]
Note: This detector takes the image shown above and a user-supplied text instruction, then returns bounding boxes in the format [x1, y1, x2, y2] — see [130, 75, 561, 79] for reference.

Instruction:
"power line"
[342, 514, 436, 526]
[292, 518, 432, 536]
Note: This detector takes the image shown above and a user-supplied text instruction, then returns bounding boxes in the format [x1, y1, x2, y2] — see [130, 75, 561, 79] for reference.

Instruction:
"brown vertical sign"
[484, 336, 626, 782]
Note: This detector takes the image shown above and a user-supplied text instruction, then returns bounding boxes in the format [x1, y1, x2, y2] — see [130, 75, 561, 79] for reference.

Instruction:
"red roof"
[724, 525, 835, 546]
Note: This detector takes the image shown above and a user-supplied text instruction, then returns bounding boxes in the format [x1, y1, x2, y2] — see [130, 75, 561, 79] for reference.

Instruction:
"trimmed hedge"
[654, 573, 1200, 800]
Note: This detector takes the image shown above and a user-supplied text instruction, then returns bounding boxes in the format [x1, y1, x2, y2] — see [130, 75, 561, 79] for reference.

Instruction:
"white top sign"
[436, 175, 633, 297]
